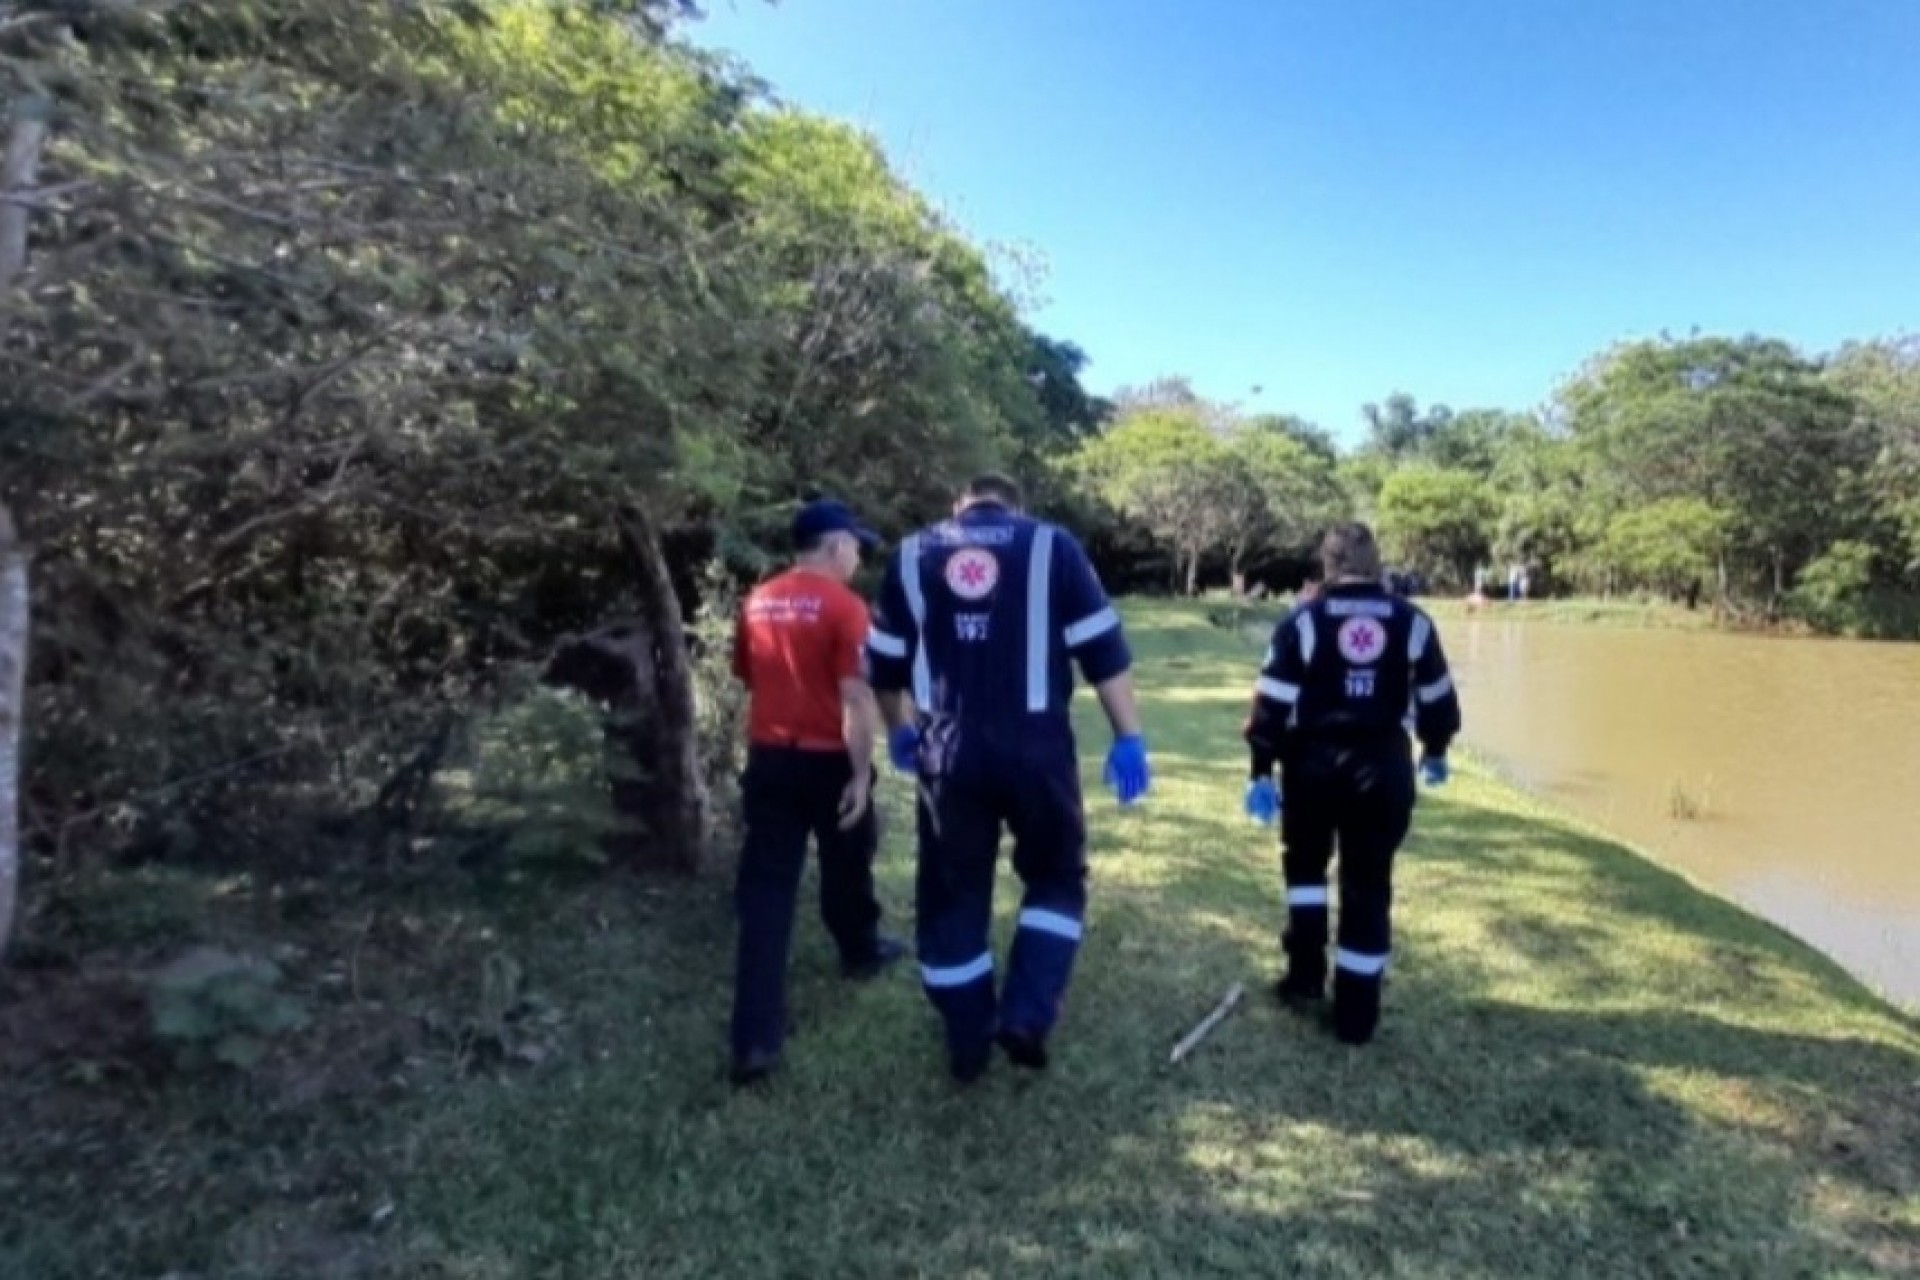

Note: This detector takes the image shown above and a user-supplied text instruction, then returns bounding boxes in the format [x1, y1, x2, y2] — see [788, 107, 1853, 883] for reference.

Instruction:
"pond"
[1444, 614, 1919, 1009]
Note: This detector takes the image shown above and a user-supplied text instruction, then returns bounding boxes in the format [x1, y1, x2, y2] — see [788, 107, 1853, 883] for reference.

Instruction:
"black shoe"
[842, 935, 908, 981]
[1331, 972, 1380, 1045]
[729, 1047, 779, 1088]
[951, 1045, 992, 1085]
[1274, 973, 1327, 1005]
[1333, 1013, 1377, 1047]
[996, 1026, 1049, 1071]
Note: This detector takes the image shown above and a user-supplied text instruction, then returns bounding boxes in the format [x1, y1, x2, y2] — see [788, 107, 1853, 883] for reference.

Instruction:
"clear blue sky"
[690, 0, 1920, 444]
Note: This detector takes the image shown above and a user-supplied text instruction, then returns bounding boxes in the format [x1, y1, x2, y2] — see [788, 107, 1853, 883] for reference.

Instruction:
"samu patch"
[1336, 615, 1386, 665]
[945, 547, 999, 601]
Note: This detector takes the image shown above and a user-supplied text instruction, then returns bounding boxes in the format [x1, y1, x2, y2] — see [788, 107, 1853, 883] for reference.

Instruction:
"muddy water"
[1444, 616, 1920, 1008]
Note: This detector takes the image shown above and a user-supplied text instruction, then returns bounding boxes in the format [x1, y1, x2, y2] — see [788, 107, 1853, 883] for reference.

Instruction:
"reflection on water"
[1446, 615, 1920, 1008]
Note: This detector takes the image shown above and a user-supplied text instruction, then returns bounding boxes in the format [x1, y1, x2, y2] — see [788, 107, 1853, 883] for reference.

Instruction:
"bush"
[689, 560, 749, 857]
[146, 946, 310, 1071]
[1788, 541, 1877, 635]
[448, 678, 620, 870]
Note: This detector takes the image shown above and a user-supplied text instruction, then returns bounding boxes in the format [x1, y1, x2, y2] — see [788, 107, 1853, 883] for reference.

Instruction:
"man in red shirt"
[727, 498, 905, 1085]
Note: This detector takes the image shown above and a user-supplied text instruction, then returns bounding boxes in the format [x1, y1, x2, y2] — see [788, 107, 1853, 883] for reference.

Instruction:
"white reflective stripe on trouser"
[1287, 886, 1330, 907]
[921, 953, 993, 988]
[1017, 908, 1084, 941]
[1336, 948, 1389, 977]
[1026, 525, 1055, 712]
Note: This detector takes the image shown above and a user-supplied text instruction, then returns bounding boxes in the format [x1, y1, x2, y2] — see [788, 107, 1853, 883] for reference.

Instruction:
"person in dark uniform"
[1242, 522, 1461, 1045]
[727, 498, 907, 1086]
[866, 473, 1149, 1083]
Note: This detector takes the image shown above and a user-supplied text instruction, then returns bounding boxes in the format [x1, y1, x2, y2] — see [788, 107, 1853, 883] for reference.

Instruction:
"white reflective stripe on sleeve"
[1288, 886, 1330, 907]
[920, 953, 993, 988]
[1418, 674, 1454, 703]
[1063, 605, 1119, 649]
[1295, 610, 1316, 665]
[1410, 614, 1432, 664]
[1335, 948, 1390, 976]
[1026, 525, 1055, 713]
[867, 628, 907, 658]
[1017, 908, 1084, 941]
[1256, 677, 1301, 704]
[900, 535, 932, 708]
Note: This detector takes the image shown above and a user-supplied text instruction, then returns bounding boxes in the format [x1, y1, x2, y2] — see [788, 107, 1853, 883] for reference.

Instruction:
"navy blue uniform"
[867, 501, 1132, 1076]
[1244, 581, 1461, 1043]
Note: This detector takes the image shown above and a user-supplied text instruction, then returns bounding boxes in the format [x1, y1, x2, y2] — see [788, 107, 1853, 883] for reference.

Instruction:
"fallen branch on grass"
[1168, 981, 1245, 1065]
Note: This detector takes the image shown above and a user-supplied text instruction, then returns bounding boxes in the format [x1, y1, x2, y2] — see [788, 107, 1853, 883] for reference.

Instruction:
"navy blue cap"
[792, 498, 881, 549]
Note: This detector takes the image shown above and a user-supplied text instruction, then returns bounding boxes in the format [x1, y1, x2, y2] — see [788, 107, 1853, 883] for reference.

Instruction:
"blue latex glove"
[1245, 777, 1281, 826]
[888, 724, 921, 774]
[1420, 754, 1450, 787]
[1104, 734, 1151, 806]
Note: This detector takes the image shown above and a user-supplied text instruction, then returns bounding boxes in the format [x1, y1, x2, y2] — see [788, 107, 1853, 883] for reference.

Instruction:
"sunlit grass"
[6, 599, 1916, 1278]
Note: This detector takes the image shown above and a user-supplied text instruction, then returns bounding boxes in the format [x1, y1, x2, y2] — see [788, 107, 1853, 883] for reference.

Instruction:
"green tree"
[1563, 336, 1871, 605]
[1593, 499, 1731, 599]
[1825, 336, 1920, 579]
[1071, 407, 1238, 595]
[1375, 467, 1498, 587]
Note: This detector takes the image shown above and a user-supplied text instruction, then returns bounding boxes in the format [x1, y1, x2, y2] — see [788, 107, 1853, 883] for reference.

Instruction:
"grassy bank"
[1421, 595, 1721, 631]
[5, 601, 1918, 1278]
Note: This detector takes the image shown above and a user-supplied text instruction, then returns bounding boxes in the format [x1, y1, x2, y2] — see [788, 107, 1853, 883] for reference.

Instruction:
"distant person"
[1241, 522, 1462, 1045]
[725, 498, 906, 1086]
[867, 473, 1149, 1083]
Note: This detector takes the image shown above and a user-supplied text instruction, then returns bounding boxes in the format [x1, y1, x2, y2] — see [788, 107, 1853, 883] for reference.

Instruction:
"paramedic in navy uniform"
[1243, 522, 1462, 1046]
[866, 473, 1149, 1083]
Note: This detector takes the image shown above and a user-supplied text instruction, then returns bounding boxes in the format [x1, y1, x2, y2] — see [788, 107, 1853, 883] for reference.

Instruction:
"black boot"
[951, 1041, 993, 1085]
[1274, 970, 1326, 1005]
[996, 1026, 1049, 1071]
[1331, 971, 1381, 1045]
[729, 1047, 780, 1087]
[842, 934, 908, 981]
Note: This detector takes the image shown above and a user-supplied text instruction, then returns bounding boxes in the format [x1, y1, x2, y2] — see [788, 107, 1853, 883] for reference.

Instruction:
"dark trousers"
[730, 744, 883, 1061]
[1279, 737, 1415, 1043]
[913, 717, 1088, 1073]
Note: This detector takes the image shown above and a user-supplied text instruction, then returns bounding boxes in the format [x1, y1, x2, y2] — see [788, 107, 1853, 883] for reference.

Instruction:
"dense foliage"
[3, 0, 1917, 893]
[0, 0, 1098, 874]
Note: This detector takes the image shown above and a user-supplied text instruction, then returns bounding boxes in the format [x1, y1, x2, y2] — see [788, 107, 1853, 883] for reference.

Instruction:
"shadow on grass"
[9, 601, 1916, 1278]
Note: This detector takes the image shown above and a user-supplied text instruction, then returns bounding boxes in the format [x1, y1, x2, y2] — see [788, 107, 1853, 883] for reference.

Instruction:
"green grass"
[5, 599, 1918, 1278]
[1423, 595, 1722, 631]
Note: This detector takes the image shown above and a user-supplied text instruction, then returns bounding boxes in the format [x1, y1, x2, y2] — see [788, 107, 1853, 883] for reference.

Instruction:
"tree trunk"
[1184, 552, 1199, 598]
[540, 504, 708, 874]
[0, 503, 28, 957]
[1, 99, 50, 302]
[2, 100, 50, 955]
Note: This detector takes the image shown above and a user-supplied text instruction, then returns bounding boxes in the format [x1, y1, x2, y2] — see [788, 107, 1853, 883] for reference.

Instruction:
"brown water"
[1445, 616, 1920, 1009]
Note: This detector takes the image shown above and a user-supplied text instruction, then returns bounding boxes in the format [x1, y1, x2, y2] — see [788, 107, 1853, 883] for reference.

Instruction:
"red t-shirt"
[732, 568, 869, 750]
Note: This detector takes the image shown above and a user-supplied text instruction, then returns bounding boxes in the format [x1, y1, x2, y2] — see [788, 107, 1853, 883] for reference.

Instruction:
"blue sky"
[690, 0, 1920, 444]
